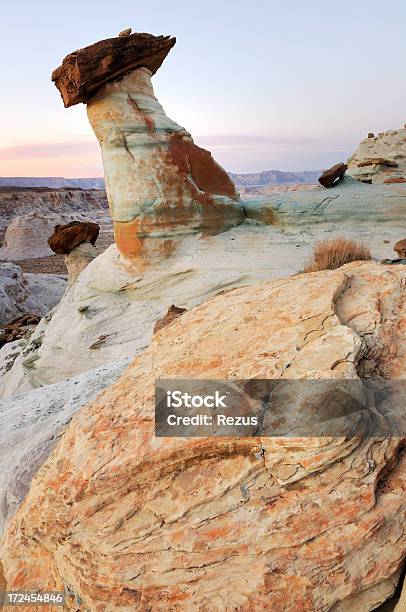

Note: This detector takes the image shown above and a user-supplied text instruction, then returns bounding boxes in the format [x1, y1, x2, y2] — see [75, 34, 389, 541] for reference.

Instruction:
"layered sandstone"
[1, 261, 406, 610]
[52, 32, 176, 107]
[0, 358, 130, 535]
[347, 126, 406, 183]
[0, 187, 108, 227]
[52, 32, 244, 263]
[86, 67, 243, 260]
[3, 177, 406, 399]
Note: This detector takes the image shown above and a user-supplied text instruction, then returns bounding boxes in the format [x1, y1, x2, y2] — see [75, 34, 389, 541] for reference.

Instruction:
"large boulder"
[0, 213, 55, 260]
[347, 126, 406, 183]
[1, 261, 406, 610]
[318, 162, 347, 188]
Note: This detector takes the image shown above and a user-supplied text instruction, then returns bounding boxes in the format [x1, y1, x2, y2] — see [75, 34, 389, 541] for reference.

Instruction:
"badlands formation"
[1, 28, 406, 611]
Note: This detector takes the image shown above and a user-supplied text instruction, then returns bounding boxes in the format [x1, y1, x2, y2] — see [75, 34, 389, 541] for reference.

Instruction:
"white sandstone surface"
[0, 358, 130, 535]
[0, 263, 66, 326]
[64, 241, 97, 287]
[0, 213, 55, 260]
[347, 127, 406, 183]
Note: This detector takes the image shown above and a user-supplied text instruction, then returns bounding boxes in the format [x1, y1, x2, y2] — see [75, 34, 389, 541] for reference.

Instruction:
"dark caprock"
[318, 162, 347, 188]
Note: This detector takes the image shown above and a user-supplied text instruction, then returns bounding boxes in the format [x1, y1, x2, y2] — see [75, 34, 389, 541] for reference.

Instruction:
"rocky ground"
[0, 186, 114, 273]
[2, 260, 406, 610]
[1, 24, 406, 608]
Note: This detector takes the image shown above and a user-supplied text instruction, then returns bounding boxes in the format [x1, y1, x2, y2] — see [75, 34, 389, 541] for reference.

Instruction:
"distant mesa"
[0, 177, 105, 190]
[48, 221, 100, 255]
[52, 31, 176, 107]
[0, 172, 321, 190]
[318, 162, 347, 188]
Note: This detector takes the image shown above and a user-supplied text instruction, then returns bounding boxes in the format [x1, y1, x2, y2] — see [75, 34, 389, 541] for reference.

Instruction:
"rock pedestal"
[65, 241, 97, 287]
[52, 32, 244, 266]
[86, 67, 243, 262]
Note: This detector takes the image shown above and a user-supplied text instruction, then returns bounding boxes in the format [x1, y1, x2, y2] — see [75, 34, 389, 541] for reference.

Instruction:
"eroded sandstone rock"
[52, 31, 176, 107]
[318, 162, 347, 188]
[0, 213, 55, 261]
[64, 241, 98, 287]
[2, 184, 406, 400]
[1, 262, 406, 610]
[48, 220, 99, 254]
[52, 32, 244, 264]
[0, 263, 65, 326]
[86, 67, 243, 261]
[348, 127, 406, 183]
[153, 304, 186, 334]
[0, 358, 130, 535]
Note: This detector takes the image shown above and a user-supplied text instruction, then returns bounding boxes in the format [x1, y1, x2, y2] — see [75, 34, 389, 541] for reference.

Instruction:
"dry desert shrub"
[303, 236, 371, 273]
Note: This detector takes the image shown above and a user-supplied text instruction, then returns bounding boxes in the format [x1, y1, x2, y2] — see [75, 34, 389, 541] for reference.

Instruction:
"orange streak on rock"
[168, 132, 238, 200]
[126, 96, 155, 133]
[113, 220, 144, 258]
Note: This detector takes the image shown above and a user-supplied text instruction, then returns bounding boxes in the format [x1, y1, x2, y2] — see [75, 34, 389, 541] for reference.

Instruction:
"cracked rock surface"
[1, 261, 406, 610]
[347, 126, 406, 184]
[0, 358, 130, 536]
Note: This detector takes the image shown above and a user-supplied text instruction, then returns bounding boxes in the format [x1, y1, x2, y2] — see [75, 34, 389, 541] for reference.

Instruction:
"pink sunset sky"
[1, 0, 405, 177]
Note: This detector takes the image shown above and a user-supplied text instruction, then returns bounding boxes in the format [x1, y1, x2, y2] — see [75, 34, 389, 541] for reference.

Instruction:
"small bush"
[303, 237, 371, 273]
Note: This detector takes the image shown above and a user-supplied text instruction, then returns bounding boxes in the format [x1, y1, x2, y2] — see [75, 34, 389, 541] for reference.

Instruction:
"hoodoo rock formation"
[348, 126, 406, 183]
[1, 261, 406, 610]
[52, 31, 244, 262]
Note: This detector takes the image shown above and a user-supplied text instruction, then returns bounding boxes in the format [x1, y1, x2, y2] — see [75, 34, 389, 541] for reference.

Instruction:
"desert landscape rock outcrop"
[53, 32, 244, 262]
[0, 263, 65, 326]
[348, 126, 406, 183]
[0, 357, 130, 536]
[0, 213, 55, 260]
[2, 176, 406, 398]
[1, 261, 406, 610]
[64, 241, 98, 287]
[2, 24, 406, 611]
